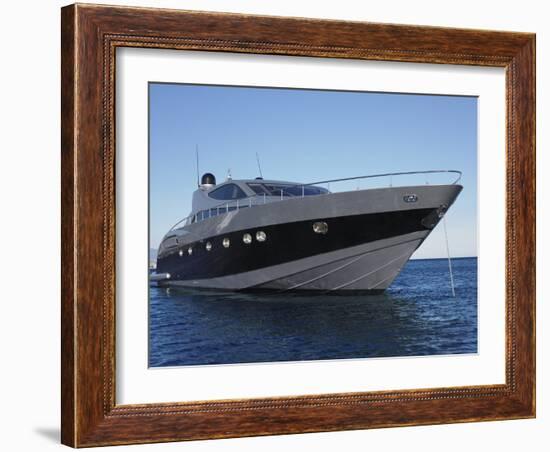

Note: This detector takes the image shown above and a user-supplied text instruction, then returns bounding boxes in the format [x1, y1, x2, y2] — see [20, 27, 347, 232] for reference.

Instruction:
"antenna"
[195, 144, 200, 187]
[255, 152, 263, 178]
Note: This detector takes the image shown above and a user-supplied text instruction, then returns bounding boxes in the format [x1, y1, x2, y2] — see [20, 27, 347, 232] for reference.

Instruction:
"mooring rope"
[442, 215, 456, 297]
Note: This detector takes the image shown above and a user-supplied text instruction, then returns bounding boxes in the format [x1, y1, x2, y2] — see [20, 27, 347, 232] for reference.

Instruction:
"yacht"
[152, 171, 462, 292]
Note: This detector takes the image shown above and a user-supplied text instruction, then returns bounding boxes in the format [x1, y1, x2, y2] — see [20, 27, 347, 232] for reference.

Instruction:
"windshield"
[208, 183, 247, 200]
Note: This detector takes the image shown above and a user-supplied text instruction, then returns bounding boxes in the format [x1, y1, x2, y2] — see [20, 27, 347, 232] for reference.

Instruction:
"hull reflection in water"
[149, 257, 477, 367]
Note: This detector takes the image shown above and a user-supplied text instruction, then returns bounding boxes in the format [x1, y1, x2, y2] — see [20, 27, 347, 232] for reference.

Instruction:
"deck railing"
[168, 169, 462, 231]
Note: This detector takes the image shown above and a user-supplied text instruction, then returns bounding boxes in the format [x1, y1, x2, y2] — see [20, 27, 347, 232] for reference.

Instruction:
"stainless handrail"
[300, 169, 462, 188]
[168, 169, 462, 231]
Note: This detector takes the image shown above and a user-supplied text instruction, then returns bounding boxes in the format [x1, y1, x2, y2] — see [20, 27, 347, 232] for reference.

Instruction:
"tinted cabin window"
[303, 186, 329, 195]
[264, 185, 292, 197]
[263, 184, 329, 197]
[208, 183, 247, 200]
[247, 183, 268, 195]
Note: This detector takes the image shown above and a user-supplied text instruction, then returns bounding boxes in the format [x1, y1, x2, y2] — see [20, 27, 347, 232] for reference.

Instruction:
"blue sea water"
[148, 257, 477, 367]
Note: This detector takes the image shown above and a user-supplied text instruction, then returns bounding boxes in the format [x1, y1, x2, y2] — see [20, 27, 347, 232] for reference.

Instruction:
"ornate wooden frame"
[61, 3, 535, 447]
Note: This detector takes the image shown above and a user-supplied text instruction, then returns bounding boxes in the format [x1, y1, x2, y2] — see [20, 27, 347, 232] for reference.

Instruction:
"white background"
[0, 1, 546, 451]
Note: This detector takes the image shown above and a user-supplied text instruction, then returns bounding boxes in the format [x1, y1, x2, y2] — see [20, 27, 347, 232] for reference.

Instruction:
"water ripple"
[149, 257, 477, 366]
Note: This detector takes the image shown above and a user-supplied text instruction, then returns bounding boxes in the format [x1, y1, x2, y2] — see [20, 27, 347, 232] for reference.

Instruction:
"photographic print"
[148, 83, 478, 367]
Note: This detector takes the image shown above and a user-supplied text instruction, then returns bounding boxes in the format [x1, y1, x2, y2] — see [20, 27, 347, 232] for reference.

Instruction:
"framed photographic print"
[61, 3, 535, 447]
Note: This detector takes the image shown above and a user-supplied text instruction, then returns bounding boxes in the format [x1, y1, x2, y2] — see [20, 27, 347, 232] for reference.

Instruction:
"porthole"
[313, 221, 328, 234]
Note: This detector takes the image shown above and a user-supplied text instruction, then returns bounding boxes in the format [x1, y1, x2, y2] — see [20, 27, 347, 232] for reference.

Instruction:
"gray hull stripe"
[277, 238, 420, 292]
[327, 250, 412, 291]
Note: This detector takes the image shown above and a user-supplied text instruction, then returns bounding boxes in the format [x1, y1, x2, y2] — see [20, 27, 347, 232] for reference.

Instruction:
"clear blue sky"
[149, 83, 477, 259]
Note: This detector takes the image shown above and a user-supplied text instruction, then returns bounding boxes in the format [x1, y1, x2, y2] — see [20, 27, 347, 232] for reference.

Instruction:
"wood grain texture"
[60, 3, 536, 447]
[60, 5, 76, 447]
